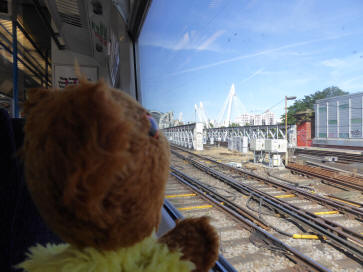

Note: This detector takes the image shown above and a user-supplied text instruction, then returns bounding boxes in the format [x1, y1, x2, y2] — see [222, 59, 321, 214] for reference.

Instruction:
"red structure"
[294, 110, 314, 147]
[297, 121, 312, 147]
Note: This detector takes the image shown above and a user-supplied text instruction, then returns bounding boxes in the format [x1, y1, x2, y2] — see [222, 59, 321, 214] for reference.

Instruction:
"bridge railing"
[162, 124, 297, 150]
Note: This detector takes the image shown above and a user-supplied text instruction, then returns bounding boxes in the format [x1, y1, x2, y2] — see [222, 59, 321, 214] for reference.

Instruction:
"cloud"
[321, 58, 346, 68]
[141, 29, 225, 52]
[197, 30, 225, 50]
[342, 74, 363, 85]
[339, 74, 363, 91]
[174, 32, 190, 50]
[240, 68, 264, 84]
[319, 53, 363, 92]
[169, 33, 353, 76]
[321, 53, 363, 73]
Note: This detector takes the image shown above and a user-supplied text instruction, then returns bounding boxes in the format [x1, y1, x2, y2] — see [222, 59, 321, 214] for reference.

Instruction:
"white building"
[253, 114, 263, 125]
[235, 111, 276, 126]
[234, 114, 251, 126]
[314, 92, 363, 148]
[263, 111, 275, 125]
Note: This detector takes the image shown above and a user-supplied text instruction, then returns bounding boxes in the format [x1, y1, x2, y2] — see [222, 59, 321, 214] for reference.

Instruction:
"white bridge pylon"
[195, 102, 210, 129]
[217, 84, 236, 127]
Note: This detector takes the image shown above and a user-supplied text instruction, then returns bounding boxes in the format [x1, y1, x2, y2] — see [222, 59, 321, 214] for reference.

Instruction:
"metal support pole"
[284, 95, 296, 165]
[12, 20, 19, 118]
[45, 48, 49, 88]
[285, 96, 288, 165]
[348, 97, 351, 138]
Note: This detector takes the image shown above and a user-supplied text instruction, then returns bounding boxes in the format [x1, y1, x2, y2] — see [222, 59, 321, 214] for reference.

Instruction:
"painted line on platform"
[166, 193, 196, 198]
[275, 194, 296, 199]
[314, 211, 339, 215]
[178, 205, 213, 211]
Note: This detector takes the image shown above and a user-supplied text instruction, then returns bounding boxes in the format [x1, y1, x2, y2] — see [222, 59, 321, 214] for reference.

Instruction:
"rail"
[170, 169, 330, 272]
[287, 163, 363, 192]
[172, 145, 363, 220]
[171, 146, 363, 260]
[294, 149, 363, 163]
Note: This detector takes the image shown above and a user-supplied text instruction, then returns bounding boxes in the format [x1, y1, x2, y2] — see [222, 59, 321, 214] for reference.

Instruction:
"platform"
[295, 146, 363, 155]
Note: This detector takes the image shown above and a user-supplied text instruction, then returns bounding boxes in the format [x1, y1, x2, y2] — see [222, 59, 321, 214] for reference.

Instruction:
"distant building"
[235, 114, 251, 126]
[149, 111, 178, 129]
[252, 114, 262, 125]
[263, 111, 275, 125]
[234, 111, 276, 126]
[150, 111, 162, 125]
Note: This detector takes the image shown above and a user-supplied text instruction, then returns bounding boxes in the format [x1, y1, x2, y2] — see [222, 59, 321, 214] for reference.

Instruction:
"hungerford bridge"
[162, 123, 297, 150]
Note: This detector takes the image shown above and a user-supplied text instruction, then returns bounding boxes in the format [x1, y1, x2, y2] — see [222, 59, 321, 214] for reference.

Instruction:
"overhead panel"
[0, 0, 12, 20]
[47, 0, 93, 56]
[56, 0, 82, 27]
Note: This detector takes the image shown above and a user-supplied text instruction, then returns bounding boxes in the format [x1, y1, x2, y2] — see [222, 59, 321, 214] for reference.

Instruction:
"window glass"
[139, 0, 363, 127]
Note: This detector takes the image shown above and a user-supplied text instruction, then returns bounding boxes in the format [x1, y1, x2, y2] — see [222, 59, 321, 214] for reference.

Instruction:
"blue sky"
[138, 0, 363, 122]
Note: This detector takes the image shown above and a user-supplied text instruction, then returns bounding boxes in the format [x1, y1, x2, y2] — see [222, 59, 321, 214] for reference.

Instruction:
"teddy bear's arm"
[158, 216, 219, 272]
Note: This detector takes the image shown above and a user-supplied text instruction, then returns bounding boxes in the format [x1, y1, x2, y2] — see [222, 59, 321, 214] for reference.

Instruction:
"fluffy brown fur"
[23, 80, 219, 271]
[158, 216, 220, 272]
[24, 80, 170, 250]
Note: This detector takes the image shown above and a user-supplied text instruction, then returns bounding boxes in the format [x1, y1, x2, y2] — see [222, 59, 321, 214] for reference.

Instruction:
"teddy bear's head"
[23, 80, 170, 250]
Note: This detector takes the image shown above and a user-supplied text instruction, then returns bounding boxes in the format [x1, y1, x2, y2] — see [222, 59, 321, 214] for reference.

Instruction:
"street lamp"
[285, 96, 296, 165]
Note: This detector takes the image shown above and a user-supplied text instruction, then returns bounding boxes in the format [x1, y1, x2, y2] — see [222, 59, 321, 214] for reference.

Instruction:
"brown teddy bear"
[17, 80, 219, 272]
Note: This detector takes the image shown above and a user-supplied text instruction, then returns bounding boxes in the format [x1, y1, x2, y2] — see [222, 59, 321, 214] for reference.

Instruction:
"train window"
[138, 1, 363, 271]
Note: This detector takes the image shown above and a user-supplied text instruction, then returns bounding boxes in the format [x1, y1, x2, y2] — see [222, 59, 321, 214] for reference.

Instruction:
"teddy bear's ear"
[158, 216, 219, 272]
[24, 88, 51, 114]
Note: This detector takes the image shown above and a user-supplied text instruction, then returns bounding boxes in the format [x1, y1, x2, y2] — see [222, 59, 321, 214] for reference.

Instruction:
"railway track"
[294, 149, 363, 164]
[287, 163, 363, 192]
[171, 146, 363, 221]
[166, 169, 329, 272]
[169, 145, 363, 270]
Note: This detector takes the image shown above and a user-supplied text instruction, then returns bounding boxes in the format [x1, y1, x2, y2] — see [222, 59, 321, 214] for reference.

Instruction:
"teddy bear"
[16, 79, 219, 272]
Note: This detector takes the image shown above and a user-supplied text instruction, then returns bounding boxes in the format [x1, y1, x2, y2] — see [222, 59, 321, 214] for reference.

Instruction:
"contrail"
[240, 68, 264, 84]
[169, 33, 352, 76]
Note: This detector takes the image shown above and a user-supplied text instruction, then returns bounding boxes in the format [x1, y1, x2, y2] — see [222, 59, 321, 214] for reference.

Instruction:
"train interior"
[2, 1, 363, 272]
[1, 0, 233, 271]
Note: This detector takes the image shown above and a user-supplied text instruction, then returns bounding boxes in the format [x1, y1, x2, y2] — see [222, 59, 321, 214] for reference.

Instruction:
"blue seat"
[0, 109, 61, 271]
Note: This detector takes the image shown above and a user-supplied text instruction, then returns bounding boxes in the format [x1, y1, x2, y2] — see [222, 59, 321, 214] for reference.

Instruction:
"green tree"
[230, 122, 240, 127]
[282, 86, 348, 124]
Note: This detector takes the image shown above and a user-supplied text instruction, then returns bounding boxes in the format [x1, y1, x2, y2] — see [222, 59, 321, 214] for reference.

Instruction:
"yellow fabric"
[16, 235, 194, 272]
